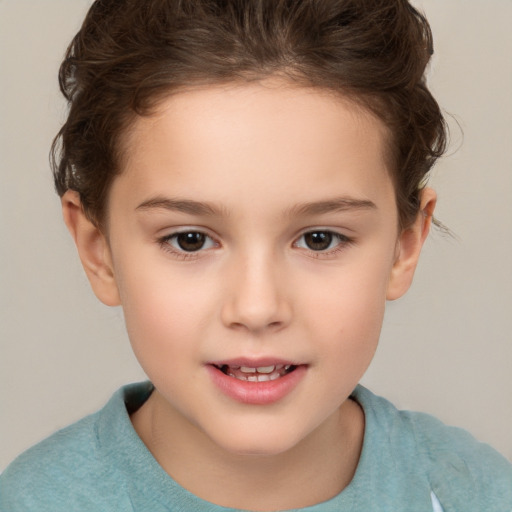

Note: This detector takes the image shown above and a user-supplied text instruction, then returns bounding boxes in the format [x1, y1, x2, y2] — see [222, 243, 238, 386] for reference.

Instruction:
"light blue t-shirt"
[1, 382, 511, 511]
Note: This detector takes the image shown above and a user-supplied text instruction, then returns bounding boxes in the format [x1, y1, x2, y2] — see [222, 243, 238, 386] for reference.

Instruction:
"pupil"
[305, 231, 332, 251]
[177, 232, 205, 252]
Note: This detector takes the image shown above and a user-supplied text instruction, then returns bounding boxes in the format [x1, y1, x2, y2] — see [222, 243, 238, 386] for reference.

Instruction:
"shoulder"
[353, 386, 512, 511]
[0, 384, 150, 512]
[0, 413, 101, 510]
[0, 409, 128, 511]
[405, 409, 512, 511]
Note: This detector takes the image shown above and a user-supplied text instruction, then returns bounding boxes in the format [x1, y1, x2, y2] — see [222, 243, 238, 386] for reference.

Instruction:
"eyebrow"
[136, 197, 222, 216]
[135, 195, 376, 218]
[287, 197, 377, 217]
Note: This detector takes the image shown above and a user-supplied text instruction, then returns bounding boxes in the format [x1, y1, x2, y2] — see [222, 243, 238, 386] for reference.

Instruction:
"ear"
[386, 187, 436, 300]
[61, 190, 121, 306]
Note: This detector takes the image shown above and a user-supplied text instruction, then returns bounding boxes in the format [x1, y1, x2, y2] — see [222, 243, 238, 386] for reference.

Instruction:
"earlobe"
[386, 188, 437, 301]
[61, 190, 121, 306]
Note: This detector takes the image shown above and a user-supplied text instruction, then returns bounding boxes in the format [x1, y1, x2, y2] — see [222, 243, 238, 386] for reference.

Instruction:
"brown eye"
[175, 232, 207, 252]
[295, 230, 351, 253]
[303, 231, 333, 251]
[160, 230, 217, 257]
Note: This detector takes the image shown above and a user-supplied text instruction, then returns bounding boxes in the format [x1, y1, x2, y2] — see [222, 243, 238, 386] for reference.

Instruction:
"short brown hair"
[52, 0, 447, 230]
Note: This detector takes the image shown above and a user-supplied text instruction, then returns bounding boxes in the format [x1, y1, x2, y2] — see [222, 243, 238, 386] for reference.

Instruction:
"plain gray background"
[1, 0, 511, 471]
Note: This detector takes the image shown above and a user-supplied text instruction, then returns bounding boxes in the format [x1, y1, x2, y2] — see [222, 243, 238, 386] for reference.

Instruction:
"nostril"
[226, 320, 283, 332]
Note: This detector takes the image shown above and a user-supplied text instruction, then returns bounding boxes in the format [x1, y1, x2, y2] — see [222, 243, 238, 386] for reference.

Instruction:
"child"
[1, 0, 511, 510]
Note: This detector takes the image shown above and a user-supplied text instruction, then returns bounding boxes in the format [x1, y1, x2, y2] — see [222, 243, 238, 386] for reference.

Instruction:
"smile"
[214, 364, 296, 382]
[207, 361, 306, 405]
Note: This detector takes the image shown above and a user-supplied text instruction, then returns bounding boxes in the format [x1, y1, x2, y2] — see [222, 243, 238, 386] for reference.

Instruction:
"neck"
[131, 391, 364, 511]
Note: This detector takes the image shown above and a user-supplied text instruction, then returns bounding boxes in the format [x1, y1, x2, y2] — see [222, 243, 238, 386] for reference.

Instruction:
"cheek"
[304, 250, 392, 322]
[301, 253, 393, 368]
[114, 262, 217, 363]
[316, 287, 386, 359]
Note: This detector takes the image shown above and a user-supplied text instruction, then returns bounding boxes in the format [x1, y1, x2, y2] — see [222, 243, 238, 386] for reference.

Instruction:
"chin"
[208, 425, 306, 458]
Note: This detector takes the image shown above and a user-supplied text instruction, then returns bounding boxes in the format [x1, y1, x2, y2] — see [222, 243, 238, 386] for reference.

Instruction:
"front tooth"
[247, 375, 258, 382]
[256, 365, 275, 374]
[257, 374, 271, 382]
[240, 366, 257, 373]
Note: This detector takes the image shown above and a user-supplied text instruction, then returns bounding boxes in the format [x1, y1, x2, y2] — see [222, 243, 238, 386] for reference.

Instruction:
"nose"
[220, 250, 292, 334]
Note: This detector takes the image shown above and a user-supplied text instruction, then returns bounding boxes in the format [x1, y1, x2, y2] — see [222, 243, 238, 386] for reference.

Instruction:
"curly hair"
[52, 0, 447, 230]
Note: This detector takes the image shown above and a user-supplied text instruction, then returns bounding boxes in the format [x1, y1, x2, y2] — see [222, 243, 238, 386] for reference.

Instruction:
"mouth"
[213, 363, 298, 382]
[207, 360, 307, 404]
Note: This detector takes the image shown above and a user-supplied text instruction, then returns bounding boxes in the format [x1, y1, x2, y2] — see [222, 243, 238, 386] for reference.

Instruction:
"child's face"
[67, 81, 431, 456]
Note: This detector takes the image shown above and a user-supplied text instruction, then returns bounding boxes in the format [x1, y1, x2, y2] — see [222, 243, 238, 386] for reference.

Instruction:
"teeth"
[256, 365, 275, 374]
[226, 370, 285, 382]
[217, 363, 296, 382]
[240, 366, 257, 373]
[240, 365, 277, 374]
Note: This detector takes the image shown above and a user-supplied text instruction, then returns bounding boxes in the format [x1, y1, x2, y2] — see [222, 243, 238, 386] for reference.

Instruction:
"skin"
[62, 81, 435, 511]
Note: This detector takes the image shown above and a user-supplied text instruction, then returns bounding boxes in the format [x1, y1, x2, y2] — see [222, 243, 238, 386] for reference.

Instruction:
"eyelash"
[157, 229, 353, 260]
[157, 230, 218, 260]
[293, 230, 353, 258]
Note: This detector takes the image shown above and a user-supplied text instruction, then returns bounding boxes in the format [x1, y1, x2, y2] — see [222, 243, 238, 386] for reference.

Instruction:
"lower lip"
[206, 365, 307, 405]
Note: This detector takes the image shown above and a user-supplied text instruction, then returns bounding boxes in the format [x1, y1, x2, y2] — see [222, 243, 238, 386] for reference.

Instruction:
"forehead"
[115, 81, 395, 218]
